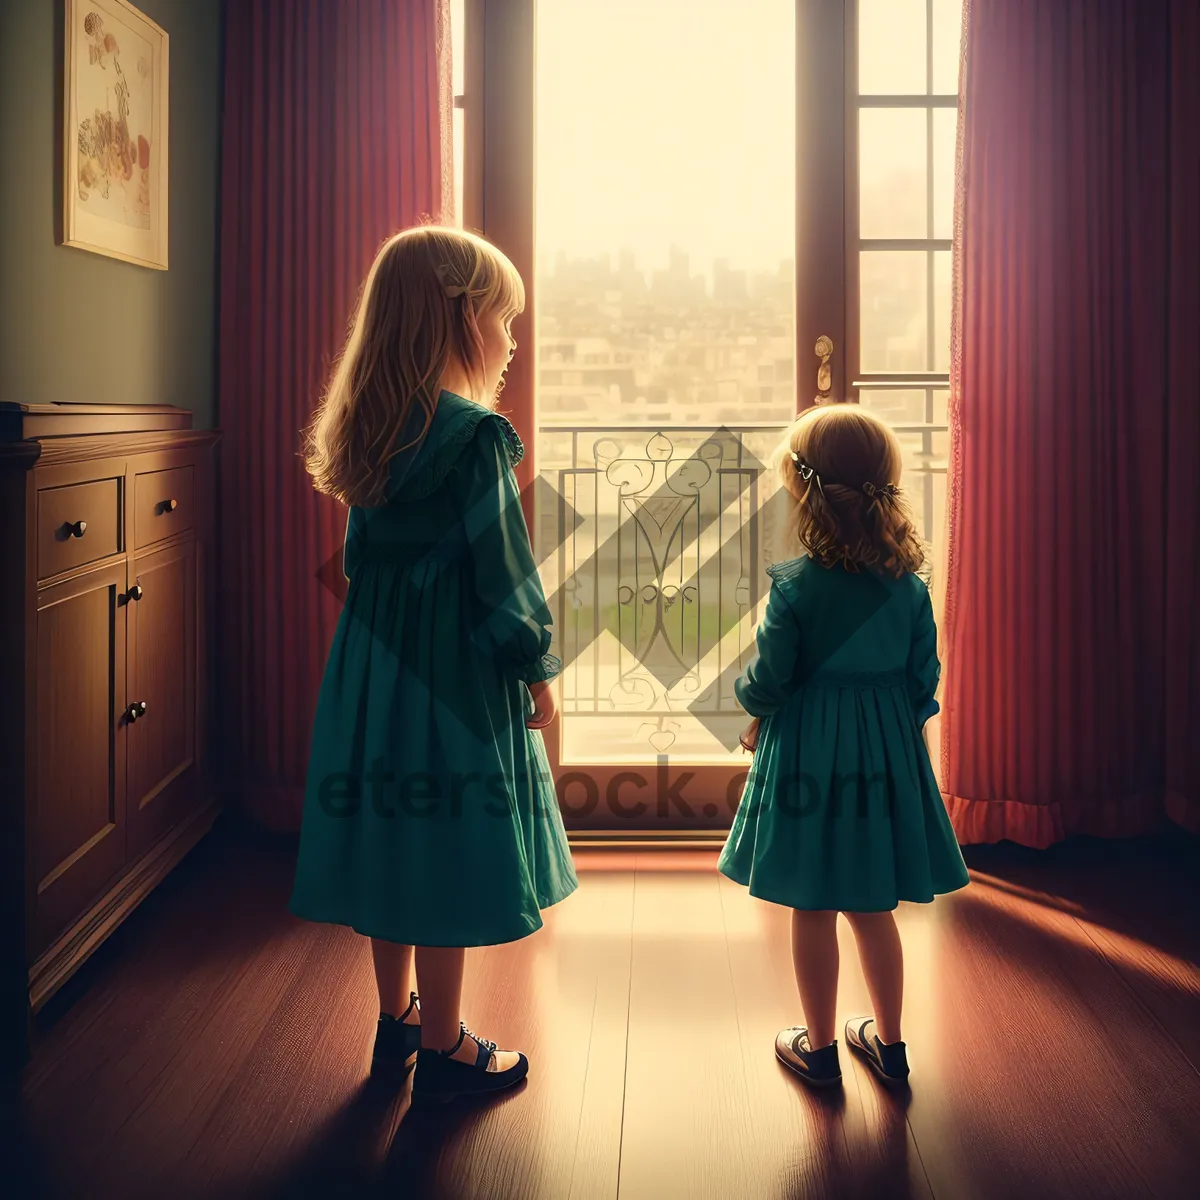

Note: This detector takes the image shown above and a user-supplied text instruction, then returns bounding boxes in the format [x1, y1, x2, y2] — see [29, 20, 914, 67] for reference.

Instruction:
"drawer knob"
[67, 519, 87, 539]
[128, 584, 144, 602]
[159, 498, 178, 514]
[126, 700, 148, 723]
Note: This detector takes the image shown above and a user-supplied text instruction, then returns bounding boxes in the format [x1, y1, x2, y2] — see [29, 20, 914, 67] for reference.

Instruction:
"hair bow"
[862, 481, 900, 501]
[434, 261, 469, 298]
[790, 451, 824, 493]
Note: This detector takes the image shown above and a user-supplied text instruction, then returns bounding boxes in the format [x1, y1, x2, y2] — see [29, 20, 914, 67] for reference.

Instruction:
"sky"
[531, 0, 961, 283]
[534, 0, 796, 283]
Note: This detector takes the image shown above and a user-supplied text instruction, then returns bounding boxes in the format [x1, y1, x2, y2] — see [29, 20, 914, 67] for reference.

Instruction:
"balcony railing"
[535, 420, 946, 761]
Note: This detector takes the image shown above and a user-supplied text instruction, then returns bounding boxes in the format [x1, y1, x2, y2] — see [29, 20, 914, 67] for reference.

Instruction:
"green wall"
[0, 0, 224, 429]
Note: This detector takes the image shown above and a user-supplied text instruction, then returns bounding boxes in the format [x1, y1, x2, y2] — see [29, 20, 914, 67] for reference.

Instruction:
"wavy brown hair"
[302, 225, 524, 508]
[777, 403, 926, 578]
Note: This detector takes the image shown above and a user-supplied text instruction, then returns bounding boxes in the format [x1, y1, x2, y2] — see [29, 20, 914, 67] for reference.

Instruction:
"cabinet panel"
[126, 538, 197, 860]
[37, 477, 121, 580]
[33, 562, 127, 958]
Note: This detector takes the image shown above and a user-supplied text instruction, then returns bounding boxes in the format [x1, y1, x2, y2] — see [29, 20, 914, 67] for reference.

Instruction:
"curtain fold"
[940, 0, 1200, 847]
[218, 0, 451, 832]
[1163, 0, 1200, 833]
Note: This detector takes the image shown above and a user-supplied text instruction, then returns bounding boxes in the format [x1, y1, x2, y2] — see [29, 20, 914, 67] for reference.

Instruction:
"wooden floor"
[8, 813, 1200, 1200]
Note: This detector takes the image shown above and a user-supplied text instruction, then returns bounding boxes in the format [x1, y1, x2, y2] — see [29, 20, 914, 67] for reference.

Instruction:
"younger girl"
[718, 403, 969, 1089]
[289, 225, 577, 1103]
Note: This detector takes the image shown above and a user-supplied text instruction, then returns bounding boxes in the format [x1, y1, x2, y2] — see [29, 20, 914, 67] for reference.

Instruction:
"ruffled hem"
[518, 652, 562, 684]
[288, 883, 579, 948]
[943, 786, 1175, 848]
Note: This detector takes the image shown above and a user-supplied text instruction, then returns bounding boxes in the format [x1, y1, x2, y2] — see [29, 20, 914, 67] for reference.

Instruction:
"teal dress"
[288, 391, 578, 946]
[718, 556, 970, 912]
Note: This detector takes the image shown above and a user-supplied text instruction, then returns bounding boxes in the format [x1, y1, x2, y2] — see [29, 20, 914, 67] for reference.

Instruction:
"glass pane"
[451, 0, 464, 93]
[535, 0, 796, 765]
[860, 251, 928, 371]
[859, 389, 927, 424]
[893, 429, 947, 549]
[859, 0, 927, 95]
[932, 107, 957, 239]
[933, 0, 964, 94]
[933, 250, 951, 373]
[932, 387, 949, 426]
[893, 430, 948, 470]
[859, 109, 927, 239]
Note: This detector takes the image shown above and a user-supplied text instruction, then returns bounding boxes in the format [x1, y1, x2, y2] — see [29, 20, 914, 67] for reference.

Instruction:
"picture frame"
[62, 0, 169, 270]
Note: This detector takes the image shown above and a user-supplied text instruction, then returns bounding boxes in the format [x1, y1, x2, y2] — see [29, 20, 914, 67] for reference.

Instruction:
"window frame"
[844, 0, 960, 549]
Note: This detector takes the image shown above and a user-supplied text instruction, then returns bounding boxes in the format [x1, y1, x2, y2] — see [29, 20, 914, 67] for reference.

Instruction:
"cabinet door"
[33, 562, 127, 960]
[126, 538, 197, 861]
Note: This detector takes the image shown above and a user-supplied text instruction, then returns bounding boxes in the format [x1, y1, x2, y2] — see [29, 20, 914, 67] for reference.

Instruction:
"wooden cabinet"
[0, 403, 219, 1072]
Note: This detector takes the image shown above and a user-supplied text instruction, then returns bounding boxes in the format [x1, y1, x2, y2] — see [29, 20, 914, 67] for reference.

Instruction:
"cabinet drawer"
[37, 478, 121, 580]
[134, 465, 195, 549]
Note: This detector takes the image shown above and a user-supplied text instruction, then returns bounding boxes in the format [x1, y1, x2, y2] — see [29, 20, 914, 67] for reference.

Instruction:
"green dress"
[717, 555, 970, 912]
[288, 391, 578, 946]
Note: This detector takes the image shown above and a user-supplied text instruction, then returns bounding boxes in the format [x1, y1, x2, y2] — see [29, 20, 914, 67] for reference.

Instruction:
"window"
[455, 0, 964, 790]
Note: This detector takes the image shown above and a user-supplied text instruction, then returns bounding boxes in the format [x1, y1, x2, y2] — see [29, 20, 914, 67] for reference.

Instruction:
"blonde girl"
[290, 226, 577, 1103]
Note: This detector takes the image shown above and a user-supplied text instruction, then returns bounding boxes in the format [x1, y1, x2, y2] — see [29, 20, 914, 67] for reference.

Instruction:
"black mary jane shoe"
[412, 1021, 529, 1105]
[774, 1026, 842, 1088]
[370, 991, 422, 1079]
[845, 1015, 910, 1086]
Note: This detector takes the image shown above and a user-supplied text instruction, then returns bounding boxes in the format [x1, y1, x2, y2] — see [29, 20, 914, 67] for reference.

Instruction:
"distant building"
[537, 252, 799, 429]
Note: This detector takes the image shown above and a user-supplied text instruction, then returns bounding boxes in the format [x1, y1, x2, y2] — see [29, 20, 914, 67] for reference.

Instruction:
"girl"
[719, 403, 969, 1089]
[289, 225, 578, 1103]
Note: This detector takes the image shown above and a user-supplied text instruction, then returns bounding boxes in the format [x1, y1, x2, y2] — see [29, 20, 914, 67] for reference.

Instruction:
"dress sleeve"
[907, 581, 940, 728]
[734, 581, 803, 718]
[449, 417, 561, 684]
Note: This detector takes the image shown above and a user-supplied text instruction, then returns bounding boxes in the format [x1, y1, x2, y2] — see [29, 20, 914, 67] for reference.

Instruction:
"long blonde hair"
[303, 225, 525, 507]
[778, 403, 926, 578]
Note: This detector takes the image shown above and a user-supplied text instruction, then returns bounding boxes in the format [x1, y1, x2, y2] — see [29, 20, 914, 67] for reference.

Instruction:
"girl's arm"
[451, 418, 560, 685]
[907, 582, 941, 728]
[734, 582, 802, 718]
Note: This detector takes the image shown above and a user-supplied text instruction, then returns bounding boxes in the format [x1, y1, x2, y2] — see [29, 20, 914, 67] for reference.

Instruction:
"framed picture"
[63, 0, 169, 270]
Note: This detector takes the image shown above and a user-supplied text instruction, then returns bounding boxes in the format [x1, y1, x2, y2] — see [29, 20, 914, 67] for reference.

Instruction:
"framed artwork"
[63, 0, 169, 270]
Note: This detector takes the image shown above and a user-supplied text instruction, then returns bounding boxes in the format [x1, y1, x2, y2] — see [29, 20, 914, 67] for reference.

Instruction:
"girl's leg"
[415, 945, 520, 1070]
[790, 910, 840, 1050]
[843, 911, 904, 1043]
[370, 938, 418, 1020]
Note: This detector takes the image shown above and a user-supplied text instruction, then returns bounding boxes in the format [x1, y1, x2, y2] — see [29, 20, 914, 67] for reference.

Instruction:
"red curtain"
[941, 0, 1200, 847]
[1163, 0, 1200, 833]
[218, 0, 452, 831]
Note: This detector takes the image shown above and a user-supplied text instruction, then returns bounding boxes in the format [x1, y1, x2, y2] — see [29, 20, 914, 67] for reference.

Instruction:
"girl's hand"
[739, 717, 760, 754]
[525, 679, 558, 729]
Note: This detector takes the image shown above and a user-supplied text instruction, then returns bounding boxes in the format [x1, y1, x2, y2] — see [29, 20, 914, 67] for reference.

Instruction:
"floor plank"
[899, 873, 1200, 1200]
[9, 818, 1200, 1200]
[616, 856, 756, 1198]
